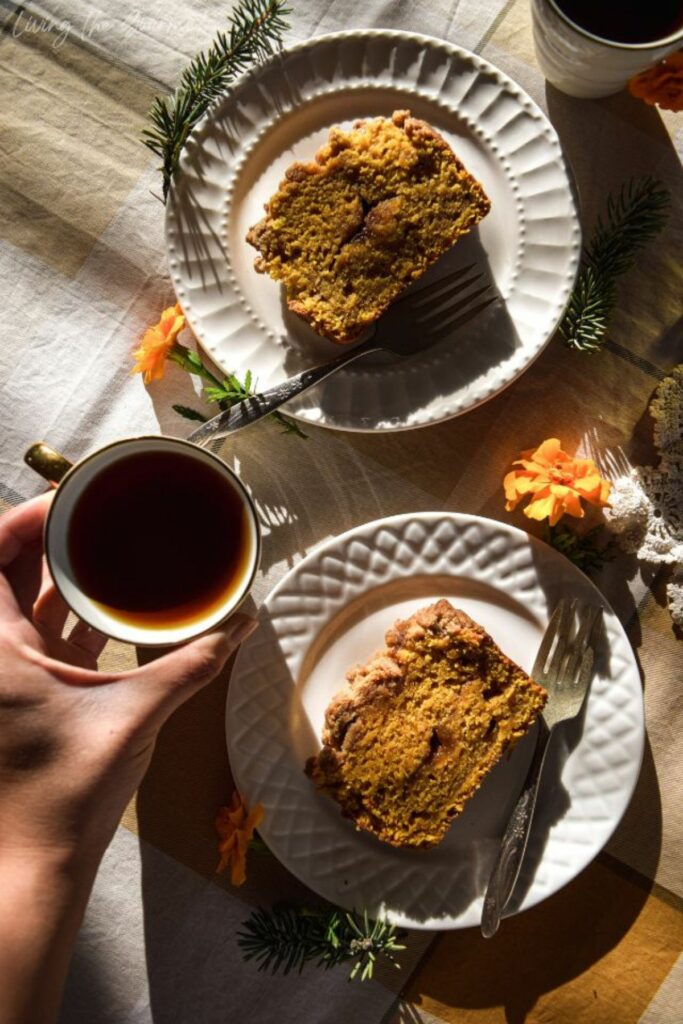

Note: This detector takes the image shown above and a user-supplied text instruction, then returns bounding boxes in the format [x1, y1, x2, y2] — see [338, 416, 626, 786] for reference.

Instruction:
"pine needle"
[560, 177, 670, 352]
[238, 906, 406, 981]
[142, 0, 291, 200]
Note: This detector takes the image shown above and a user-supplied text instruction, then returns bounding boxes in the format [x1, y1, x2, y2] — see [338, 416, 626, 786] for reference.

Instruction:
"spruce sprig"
[142, 0, 291, 201]
[560, 177, 670, 352]
[238, 906, 406, 981]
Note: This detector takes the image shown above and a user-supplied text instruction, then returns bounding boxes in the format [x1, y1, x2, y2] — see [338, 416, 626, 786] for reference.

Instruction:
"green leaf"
[545, 523, 615, 574]
[272, 411, 309, 438]
[204, 385, 230, 404]
[248, 833, 271, 853]
[170, 340, 307, 440]
[184, 349, 206, 373]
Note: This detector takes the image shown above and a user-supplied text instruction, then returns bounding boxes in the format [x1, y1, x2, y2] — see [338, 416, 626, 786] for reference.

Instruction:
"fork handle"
[481, 719, 552, 938]
[187, 340, 378, 446]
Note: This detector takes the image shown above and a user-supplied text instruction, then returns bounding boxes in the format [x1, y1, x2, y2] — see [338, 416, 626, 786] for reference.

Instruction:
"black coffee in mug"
[554, 0, 683, 44]
[68, 449, 252, 628]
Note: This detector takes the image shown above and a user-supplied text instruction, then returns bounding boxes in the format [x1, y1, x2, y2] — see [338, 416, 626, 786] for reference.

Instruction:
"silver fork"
[480, 598, 603, 938]
[188, 266, 495, 446]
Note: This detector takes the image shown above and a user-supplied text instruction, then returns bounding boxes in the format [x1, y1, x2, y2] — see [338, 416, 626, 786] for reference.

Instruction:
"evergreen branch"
[238, 906, 406, 981]
[560, 177, 670, 353]
[588, 176, 671, 279]
[558, 266, 613, 354]
[143, 0, 291, 201]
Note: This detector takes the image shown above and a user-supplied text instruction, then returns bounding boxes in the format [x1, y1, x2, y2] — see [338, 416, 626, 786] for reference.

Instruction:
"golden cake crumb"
[246, 111, 491, 343]
[306, 600, 547, 848]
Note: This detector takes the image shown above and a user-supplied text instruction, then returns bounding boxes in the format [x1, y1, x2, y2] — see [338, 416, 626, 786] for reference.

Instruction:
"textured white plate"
[226, 513, 644, 930]
[167, 31, 581, 432]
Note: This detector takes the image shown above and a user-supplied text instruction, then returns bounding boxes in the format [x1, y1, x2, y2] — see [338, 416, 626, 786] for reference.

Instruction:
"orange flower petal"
[503, 438, 611, 526]
[628, 51, 683, 112]
[549, 485, 584, 519]
[214, 791, 264, 885]
[244, 804, 265, 836]
[523, 491, 560, 523]
[515, 459, 549, 474]
[231, 853, 247, 887]
[218, 834, 237, 855]
[231, 831, 251, 886]
[504, 472, 546, 499]
[532, 438, 565, 466]
[599, 480, 612, 505]
[216, 851, 231, 874]
[132, 302, 186, 384]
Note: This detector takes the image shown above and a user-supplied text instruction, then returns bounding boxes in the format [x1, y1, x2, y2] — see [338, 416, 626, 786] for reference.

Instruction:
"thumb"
[129, 613, 258, 722]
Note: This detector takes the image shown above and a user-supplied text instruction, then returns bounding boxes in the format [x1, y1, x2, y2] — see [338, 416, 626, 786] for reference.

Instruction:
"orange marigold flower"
[132, 302, 186, 384]
[215, 790, 264, 886]
[628, 51, 683, 112]
[504, 438, 611, 527]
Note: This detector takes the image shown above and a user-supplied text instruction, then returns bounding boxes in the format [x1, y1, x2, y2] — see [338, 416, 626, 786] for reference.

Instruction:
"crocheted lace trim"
[604, 365, 683, 625]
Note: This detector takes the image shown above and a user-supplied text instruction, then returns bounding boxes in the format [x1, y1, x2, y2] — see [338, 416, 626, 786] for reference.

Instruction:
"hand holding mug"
[0, 487, 257, 864]
[0, 489, 256, 1022]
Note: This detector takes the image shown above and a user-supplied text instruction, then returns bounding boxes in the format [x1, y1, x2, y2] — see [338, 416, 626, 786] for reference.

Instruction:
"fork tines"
[539, 598, 602, 694]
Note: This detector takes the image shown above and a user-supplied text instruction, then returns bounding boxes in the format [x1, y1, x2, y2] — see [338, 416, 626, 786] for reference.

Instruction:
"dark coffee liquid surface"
[555, 0, 683, 43]
[68, 451, 250, 628]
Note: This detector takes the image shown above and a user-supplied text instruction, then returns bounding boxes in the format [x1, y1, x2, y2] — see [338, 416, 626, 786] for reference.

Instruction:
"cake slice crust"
[306, 600, 547, 848]
[246, 111, 491, 343]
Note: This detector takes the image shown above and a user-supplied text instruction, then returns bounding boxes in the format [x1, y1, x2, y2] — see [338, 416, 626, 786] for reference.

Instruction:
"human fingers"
[0, 492, 53, 568]
[33, 577, 70, 635]
[66, 619, 108, 660]
[2, 539, 44, 623]
[33, 613, 108, 670]
[125, 614, 258, 723]
[43, 634, 101, 671]
[0, 494, 53, 623]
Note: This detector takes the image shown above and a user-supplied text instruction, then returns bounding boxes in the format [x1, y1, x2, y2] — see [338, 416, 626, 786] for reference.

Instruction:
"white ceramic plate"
[226, 512, 644, 930]
[167, 31, 581, 432]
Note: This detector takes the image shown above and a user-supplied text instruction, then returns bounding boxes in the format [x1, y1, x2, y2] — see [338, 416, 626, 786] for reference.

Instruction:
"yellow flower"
[215, 790, 264, 886]
[628, 51, 683, 113]
[132, 302, 186, 383]
[504, 438, 611, 527]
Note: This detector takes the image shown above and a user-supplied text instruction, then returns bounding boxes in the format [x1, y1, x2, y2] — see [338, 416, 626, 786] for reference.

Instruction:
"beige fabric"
[1, 1, 681, 1021]
[640, 955, 683, 1024]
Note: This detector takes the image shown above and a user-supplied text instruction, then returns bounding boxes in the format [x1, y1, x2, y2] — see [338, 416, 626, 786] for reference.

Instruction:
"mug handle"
[24, 442, 73, 487]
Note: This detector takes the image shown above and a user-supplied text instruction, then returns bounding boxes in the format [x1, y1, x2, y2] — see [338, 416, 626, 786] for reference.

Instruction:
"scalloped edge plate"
[167, 31, 581, 432]
[226, 512, 644, 930]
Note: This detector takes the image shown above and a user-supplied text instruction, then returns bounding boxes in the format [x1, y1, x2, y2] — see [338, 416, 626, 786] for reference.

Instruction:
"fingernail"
[230, 617, 258, 645]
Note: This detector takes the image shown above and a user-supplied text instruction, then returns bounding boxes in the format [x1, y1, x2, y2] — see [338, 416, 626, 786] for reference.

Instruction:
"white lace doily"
[650, 365, 683, 458]
[604, 365, 683, 617]
[666, 570, 683, 628]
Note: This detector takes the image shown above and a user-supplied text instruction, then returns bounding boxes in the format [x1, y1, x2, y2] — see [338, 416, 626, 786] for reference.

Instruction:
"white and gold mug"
[531, 0, 683, 98]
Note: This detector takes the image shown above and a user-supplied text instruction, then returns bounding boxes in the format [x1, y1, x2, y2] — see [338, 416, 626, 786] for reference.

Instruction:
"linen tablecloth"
[2, 1, 682, 1021]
